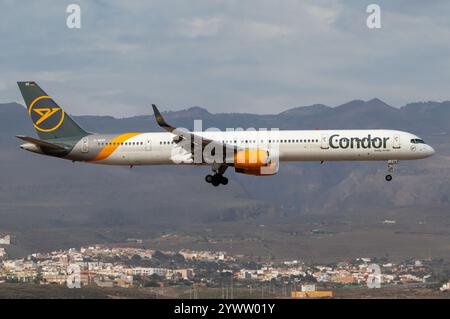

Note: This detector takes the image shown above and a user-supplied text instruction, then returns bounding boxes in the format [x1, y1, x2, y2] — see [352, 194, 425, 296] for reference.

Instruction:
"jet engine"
[233, 149, 278, 176]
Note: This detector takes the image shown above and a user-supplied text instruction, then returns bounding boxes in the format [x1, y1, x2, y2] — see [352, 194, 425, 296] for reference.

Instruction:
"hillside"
[0, 99, 449, 260]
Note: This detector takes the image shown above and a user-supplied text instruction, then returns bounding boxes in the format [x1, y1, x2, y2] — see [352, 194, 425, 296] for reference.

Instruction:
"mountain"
[279, 104, 330, 116]
[0, 99, 449, 259]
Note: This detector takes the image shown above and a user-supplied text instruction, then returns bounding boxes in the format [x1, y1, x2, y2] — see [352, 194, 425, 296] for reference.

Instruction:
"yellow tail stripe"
[91, 133, 142, 162]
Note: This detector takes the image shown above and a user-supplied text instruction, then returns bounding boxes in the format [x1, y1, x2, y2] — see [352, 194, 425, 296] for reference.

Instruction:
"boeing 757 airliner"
[16, 82, 435, 186]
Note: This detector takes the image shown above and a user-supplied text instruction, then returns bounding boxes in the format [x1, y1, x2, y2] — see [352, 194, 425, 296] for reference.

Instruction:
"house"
[440, 282, 450, 292]
[174, 268, 195, 280]
[115, 276, 133, 288]
[0, 235, 11, 245]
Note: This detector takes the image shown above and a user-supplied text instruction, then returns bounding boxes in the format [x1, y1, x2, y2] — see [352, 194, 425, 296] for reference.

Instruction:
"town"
[1, 239, 449, 298]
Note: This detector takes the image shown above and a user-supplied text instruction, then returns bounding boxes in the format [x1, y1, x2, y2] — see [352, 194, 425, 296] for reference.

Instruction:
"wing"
[151, 105, 279, 176]
[152, 104, 238, 153]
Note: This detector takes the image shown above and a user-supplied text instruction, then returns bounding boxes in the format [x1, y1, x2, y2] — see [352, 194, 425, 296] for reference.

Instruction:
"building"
[0, 235, 10, 245]
[332, 271, 357, 284]
[115, 276, 133, 288]
[94, 277, 114, 288]
[43, 274, 67, 285]
[291, 291, 333, 298]
[131, 267, 167, 277]
[440, 282, 450, 292]
[301, 284, 316, 292]
[174, 269, 194, 280]
[2, 259, 24, 271]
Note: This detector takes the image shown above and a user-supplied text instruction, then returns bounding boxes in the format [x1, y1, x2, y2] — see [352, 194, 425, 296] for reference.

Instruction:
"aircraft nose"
[425, 145, 435, 157]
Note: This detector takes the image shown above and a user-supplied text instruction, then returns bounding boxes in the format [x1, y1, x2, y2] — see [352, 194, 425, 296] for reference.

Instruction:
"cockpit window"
[411, 139, 425, 144]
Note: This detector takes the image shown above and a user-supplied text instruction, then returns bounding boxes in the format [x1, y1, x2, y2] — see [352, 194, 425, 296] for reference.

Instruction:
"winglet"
[152, 104, 174, 132]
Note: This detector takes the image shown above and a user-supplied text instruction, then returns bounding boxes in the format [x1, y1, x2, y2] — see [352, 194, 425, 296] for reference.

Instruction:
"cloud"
[1, 0, 450, 116]
[238, 21, 294, 40]
[177, 16, 224, 38]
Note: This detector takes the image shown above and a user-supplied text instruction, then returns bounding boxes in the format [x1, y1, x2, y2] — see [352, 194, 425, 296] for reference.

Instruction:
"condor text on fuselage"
[329, 134, 389, 149]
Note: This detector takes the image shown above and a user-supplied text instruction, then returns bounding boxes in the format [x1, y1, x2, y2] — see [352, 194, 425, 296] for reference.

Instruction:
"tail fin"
[17, 81, 88, 140]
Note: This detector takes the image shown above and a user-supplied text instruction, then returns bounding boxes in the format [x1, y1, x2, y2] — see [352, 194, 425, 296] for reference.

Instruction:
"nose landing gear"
[385, 160, 398, 182]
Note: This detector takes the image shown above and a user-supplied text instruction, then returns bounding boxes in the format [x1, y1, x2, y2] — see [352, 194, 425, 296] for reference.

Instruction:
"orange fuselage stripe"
[91, 133, 142, 162]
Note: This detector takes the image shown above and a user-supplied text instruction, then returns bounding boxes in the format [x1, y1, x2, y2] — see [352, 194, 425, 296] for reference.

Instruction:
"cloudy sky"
[1, 0, 450, 116]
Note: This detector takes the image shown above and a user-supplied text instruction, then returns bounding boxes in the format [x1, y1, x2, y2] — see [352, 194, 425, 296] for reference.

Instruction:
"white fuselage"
[69, 129, 435, 165]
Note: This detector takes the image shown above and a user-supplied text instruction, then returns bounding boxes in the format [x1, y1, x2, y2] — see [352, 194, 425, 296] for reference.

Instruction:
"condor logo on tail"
[28, 96, 65, 133]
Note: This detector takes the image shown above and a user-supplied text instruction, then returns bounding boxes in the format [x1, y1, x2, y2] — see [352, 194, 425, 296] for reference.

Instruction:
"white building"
[301, 284, 316, 292]
[440, 282, 450, 291]
[2, 259, 24, 270]
[131, 267, 167, 277]
[0, 235, 11, 245]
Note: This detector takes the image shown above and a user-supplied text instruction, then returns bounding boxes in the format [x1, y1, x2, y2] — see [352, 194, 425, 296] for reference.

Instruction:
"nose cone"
[424, 145, 435, 157]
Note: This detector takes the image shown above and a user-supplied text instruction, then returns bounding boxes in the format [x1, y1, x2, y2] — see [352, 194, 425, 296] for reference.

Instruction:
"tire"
[221, 177, 229, 185]
[205, 175, 213, 183]
[385, 174, 392, 182]
[211, 178, 220, 187]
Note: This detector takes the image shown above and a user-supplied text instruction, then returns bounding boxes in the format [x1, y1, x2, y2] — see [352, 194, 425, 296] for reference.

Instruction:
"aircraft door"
[393, 135, 401, 149]
[145, 139, 152, 151]
[81, 137, 89, 153]
[320, 134, 329, 149]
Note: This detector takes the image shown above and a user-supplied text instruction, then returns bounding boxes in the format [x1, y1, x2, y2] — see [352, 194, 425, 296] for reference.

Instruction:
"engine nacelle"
[233, 149, 278, 176]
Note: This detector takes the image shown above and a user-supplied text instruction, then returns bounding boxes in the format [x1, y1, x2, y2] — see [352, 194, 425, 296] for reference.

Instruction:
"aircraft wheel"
[205, 175, 213, 183]
[385, 174, 393, 182]
[211, 177, 221, 187]
[221, 176, 229, 185]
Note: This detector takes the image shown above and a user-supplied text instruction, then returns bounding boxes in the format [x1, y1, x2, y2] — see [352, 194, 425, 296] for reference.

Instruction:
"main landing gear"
[205, 163, 228, 187]
[205, 174, 228, 186]
[385, 160, 398, 182]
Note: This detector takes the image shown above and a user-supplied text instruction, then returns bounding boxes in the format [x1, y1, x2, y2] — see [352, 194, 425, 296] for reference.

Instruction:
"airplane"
[16, 81, 435, 187]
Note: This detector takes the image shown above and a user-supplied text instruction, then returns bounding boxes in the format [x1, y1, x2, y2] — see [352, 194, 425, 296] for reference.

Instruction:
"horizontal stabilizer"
[15, 135, 69, 150]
